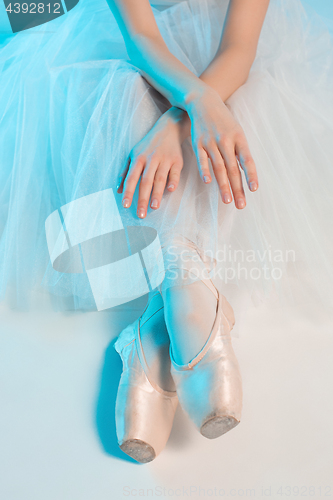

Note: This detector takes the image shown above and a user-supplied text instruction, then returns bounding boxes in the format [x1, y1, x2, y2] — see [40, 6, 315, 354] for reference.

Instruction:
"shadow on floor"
[95, 339, 141, 464]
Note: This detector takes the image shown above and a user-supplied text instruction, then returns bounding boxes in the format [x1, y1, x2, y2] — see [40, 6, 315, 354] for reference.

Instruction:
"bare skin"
[107, 0, 270, 217]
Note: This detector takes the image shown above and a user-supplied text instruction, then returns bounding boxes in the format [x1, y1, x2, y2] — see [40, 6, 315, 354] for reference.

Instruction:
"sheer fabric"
[0, 0, 333, 323]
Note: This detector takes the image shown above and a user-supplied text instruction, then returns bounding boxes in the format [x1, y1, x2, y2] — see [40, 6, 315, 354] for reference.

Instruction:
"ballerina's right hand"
[186, 87, 259, 209]
[117, 110, 184, 219]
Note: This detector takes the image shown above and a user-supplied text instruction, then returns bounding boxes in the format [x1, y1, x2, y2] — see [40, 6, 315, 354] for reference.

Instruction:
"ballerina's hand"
[187, 87, 258, 209]
[117, 110, 184, 219]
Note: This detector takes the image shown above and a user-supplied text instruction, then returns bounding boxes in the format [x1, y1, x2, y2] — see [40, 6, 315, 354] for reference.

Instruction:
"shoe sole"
[120, 439, 156, 463]
[200, 415, 240, 439]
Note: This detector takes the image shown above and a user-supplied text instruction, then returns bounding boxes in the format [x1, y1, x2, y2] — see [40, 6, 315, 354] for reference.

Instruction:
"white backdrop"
[1, 1, 333, 499]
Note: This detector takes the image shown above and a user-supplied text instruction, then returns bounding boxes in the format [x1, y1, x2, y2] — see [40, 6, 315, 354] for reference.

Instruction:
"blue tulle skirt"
[1, 0, 333, 319]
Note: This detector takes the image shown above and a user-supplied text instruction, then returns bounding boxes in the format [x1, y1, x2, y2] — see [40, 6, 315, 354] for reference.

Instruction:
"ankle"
[163, 281, 217, 366]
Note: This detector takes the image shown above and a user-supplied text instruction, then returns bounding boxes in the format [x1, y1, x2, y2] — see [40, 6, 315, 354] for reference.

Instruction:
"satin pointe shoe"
[169, 272, 243, 439]
[114, 293, 178, 463]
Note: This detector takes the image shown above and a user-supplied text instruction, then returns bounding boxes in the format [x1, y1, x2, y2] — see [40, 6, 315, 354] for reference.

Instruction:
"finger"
[150, 162, 170, 209]
[136, 156, 159, 218]
[207, 144, 232, 204]
[167, 159, 183, 191]
[194, 143, 211, 183]
[122, 156, 145, 208]
[235, 139, 258, 192]
[218, 139, 246, 209]
[117, 156, 131, 194]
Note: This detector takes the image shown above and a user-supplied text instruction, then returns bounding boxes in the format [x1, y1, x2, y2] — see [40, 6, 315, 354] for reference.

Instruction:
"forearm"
[107, 0, 267, 143]
[200, 44, 255, 103]
[128, 33, 208, 110]
[130, 29, 255, 107]
[106, 0, 209, 109]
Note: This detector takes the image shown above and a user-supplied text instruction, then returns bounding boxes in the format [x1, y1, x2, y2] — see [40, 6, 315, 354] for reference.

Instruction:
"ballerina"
[112, 0, 268, 462]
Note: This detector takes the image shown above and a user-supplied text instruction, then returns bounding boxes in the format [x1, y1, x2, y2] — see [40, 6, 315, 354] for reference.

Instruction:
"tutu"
[1, 0, 333, 326]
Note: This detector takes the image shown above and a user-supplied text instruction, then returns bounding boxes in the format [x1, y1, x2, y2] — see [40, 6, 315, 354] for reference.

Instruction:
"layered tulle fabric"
[1, 0, 333, 318]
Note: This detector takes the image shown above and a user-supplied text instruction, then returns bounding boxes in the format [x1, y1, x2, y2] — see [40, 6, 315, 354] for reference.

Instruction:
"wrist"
[184, 82, 217, 113]
[161, 106, 191, 143]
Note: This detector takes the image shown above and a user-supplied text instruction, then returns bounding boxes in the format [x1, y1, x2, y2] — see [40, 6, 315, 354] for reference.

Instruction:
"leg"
[162, 279, 217, 366]
[160, 238, 219, 365]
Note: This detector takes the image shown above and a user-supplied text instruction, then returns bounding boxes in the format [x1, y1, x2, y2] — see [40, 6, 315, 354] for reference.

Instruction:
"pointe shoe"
[169, 269, 243, 439]
[114, 293, 178, 463]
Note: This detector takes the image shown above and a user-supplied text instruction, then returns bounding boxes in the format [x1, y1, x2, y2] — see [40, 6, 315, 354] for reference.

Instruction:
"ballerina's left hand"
[116, 107, 185, 219]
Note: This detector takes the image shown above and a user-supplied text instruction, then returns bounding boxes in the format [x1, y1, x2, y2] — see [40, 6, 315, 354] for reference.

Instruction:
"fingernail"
[122, 198, 130, 208]
[137, 208, 145, 218]
[203, 175, 210, 183]
[223, 193, 232, 203]
[168, 184, 175, 190]
[237, 198, 245, 209]
[249, 181, 257, 191]
[151, 199, 158, 208]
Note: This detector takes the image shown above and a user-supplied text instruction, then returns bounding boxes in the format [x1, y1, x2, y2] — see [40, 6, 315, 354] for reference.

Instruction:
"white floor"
[1, 2, 333, 499]
[1, 292, 333, 500]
